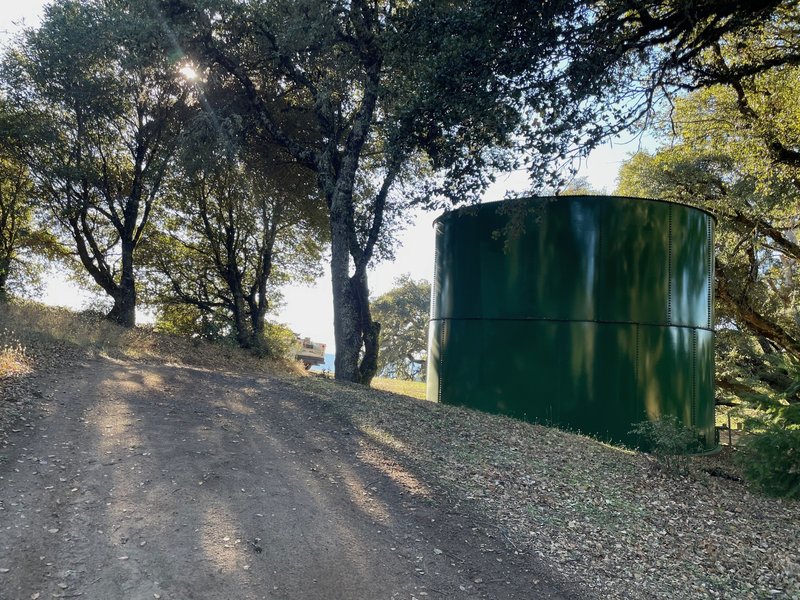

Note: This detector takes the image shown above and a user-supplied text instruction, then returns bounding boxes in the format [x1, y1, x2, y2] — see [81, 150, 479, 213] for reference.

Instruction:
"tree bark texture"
[352, 269, 380, 384]
[106, 238, 137, 327]
[330, 202, 362, 382]
[0, 255, 10, 300]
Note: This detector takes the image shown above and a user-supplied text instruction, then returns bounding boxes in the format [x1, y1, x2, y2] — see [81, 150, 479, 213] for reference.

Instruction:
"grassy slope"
[1, 301, 799, 599]
[295, 376, 800, 600]
[371, 376, 427, 400]
[0, 301, 301, 442]
[0, 301, 300, 373]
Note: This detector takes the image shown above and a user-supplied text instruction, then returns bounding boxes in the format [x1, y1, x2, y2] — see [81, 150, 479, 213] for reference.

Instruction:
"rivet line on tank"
[438, 320, 445, 403]
[667, 204, 673, 324]
[635, 324, 640, 388]
[707, 219, 713, 329]
[692, 329, 698, 426]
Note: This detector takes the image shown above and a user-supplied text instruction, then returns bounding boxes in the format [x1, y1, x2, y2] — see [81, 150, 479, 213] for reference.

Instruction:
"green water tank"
[426, 196, 716, 450]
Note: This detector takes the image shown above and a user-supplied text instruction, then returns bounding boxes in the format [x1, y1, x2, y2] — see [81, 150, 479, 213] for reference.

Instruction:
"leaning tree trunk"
[716, 262, 800, 361]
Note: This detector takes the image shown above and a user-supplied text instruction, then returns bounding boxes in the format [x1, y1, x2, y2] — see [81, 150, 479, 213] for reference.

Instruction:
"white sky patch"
[0, 1, 47, 45]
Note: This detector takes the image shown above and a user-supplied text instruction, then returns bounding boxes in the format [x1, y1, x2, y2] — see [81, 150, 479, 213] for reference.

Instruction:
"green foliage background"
[372, 276, 431, 381]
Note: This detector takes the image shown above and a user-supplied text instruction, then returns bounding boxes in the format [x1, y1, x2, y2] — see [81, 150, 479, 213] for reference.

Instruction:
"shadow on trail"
[0, 359, 582, 600]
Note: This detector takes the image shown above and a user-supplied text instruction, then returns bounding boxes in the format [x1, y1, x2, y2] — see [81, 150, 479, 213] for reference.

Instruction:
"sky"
[1, 2, 653, 352]
[0, 1, 49, 36]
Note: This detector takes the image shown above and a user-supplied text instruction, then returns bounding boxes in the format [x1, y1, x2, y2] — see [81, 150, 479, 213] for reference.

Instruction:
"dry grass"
[0, 300, 303, 376]
[0, 337, 31, 380]
[371, 376, 427, 400]
[293, 376, 800, 600]
[0, 300, 303, 444]
[0, 321, 35, 443]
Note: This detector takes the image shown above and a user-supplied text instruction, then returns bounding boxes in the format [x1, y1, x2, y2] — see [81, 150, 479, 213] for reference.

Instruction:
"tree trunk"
[330, 235, 381, 384]
[231, 292, 252, 349]
[106, 240, 136, 327]
[248, 231, 273, 356]
[351, 269, 380, 385]
[0, 254, 10, 300]
[245, 297, 268, 356]
[330, 203, 362, 382]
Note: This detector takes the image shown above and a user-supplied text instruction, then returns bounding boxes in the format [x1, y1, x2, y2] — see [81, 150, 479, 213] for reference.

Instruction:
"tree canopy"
[1, 0, 192, 325]
[372, 276, 430, 381]
[617, 59, 800, 422]
[1, 0, 325, 353]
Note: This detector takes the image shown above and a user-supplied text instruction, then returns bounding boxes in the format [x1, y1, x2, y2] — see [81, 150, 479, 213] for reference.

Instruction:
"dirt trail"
[0, 358, 579, 600]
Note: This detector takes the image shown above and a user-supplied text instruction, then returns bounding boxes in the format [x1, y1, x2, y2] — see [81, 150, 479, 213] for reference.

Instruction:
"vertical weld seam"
[692, 329, 698, 426]
[431, 226, 440, 318]
[437, 320, 445, 403]
[595, 208, 603, 344]
[635, 324, 640, 393]
[667, 205, 673, 324]
[432, 225, 442, 403]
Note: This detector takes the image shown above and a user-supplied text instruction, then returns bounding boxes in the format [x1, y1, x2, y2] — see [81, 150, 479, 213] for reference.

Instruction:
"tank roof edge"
[433, 195, 718, 225]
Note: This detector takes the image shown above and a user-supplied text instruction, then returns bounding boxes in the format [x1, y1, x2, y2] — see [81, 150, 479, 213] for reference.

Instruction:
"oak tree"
[155, 0, 788, 383]
[372, 275, 431, 381]
[146, 110, 327, 354]
[1, 0, 190, 325]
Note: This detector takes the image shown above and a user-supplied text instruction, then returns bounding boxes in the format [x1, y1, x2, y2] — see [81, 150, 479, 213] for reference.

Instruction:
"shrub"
[737, 426, 800, 499]
[630, 416, 703, 476]
[263, 322, 299, 360]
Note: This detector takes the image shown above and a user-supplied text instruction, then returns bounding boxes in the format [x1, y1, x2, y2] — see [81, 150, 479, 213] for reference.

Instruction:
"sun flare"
[179, 64, 200, 81]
